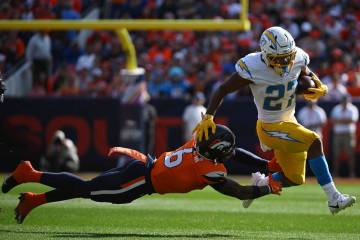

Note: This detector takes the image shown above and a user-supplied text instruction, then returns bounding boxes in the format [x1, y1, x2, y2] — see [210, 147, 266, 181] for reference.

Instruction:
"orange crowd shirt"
[150, 139, 227, 194]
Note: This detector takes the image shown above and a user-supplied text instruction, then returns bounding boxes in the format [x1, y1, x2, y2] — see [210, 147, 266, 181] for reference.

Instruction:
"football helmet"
[260, 26, 296, 76]
[196, 124, 235, 162]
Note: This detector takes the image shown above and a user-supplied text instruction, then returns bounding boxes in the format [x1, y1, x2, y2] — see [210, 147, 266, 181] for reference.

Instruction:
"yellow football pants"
[256, 120, 319, 184]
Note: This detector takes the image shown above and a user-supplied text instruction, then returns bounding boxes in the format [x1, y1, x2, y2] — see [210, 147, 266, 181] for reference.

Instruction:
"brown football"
[296, 75, 316, 94]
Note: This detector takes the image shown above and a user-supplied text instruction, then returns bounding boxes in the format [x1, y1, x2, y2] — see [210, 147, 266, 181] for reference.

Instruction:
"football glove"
[193, 114, 216, 142]
[303, 74, 328, 101]
[268, 174, 282, 195]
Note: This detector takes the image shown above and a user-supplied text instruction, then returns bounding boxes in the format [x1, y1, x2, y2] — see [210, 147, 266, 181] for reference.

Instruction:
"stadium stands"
[0, 0, 359, 100]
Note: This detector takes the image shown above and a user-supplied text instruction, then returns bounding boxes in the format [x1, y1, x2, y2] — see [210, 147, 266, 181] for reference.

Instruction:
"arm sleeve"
[298, 47, 310, 66]
[235, 58, 253, 80]
[211, 177, 271, 200]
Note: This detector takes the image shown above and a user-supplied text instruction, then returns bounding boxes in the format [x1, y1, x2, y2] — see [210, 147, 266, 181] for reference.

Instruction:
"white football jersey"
[235, 47, 309, 123]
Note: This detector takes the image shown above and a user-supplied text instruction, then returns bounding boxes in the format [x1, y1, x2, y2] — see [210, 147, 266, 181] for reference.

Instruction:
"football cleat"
[242, 172, 267, 208]
[2, 161, 38, 193]
[328, 194, 356, 215]
[15, 192, 39, 224]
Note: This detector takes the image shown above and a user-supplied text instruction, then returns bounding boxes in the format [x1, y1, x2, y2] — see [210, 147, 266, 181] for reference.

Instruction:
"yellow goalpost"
[0, 0, 250, 72]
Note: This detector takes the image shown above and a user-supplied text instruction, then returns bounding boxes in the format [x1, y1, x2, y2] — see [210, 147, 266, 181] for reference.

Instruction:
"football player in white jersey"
[194, 26, 356, 214]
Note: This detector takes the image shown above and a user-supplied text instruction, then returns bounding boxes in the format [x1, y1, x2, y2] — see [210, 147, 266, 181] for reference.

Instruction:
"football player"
[194, 26, 356, 214]
[0, 76, 6, 103]
[2, 124, 281, 224]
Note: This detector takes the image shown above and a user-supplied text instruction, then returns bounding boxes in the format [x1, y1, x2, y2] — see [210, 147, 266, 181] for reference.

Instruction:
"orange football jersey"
[150, 139, 227, 194]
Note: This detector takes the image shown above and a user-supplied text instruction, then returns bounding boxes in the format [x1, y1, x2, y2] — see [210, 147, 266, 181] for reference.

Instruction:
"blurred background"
[0, 0, 359, 177]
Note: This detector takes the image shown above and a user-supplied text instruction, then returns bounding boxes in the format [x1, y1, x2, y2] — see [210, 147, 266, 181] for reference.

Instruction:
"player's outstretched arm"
[194, 72, 252, 141]
[211, 176, 281, 200]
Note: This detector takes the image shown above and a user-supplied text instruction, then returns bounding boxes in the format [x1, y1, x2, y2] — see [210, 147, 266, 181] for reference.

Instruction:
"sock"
[308, 155, 340, 200]
[322, 182, 341, 202]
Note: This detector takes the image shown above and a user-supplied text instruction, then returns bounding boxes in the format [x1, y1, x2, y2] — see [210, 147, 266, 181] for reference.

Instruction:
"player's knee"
[308, 137, 324, 159]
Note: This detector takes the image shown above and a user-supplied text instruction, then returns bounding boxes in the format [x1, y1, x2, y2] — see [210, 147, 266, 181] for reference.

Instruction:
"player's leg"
[13, 160, 154, 223]
[232, 148, 282, 174]
[308, 137, 356, 214]
[2, 160, 103, 193]
[256, 120, 315, 185]
[257, 120, 356, 213]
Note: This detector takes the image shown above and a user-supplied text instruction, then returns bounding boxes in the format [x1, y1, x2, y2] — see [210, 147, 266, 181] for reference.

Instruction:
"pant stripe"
[121, 176, 145, 188]
[90, 179, 146, 196]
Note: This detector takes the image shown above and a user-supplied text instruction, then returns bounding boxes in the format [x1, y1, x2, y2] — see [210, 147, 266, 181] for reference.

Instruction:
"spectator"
[168, 66, 190, 98]
[2, 0, 360, 101]
[325, 73, 348, 101]
[182, 92, 206, 141]
[330, 95, 359, 177]
[26, 31, 52, 91]
[297, 101, 327, 140]
[40, 130, 80, 172]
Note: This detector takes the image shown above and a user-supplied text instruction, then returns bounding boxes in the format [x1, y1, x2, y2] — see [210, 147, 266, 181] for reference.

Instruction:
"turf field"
[0, 176, 359, 240]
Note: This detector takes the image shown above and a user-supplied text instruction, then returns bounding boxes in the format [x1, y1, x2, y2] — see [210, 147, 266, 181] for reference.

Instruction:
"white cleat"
[242, 172, 267, 208]
[328, 194, 356, 215]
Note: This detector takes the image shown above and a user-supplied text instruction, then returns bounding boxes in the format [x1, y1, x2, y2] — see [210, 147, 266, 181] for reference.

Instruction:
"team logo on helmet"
[264, 30, 278, 50]
[209, 139, 232, 152]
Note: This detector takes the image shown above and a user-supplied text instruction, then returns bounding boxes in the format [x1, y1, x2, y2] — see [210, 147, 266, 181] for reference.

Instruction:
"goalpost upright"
[0, 0, 250, 72]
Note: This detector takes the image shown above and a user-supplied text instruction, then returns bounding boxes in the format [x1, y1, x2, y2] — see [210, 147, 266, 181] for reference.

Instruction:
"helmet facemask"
[265, 49, 296, 75]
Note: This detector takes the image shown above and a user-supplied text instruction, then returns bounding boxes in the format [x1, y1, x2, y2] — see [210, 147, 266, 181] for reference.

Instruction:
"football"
[296, 75, 316, 94]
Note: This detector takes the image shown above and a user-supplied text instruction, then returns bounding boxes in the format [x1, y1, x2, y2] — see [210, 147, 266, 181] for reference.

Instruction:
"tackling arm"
[211, 176, 280, 200]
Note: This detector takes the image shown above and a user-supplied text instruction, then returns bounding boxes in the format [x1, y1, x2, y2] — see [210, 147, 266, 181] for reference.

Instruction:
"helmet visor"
[266, 50, 296, 68]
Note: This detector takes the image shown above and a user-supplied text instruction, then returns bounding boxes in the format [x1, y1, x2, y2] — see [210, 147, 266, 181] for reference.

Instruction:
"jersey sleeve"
[198, 162, 227, 184]
[235, 58, 253, 80]
[297, 47, 310, 66]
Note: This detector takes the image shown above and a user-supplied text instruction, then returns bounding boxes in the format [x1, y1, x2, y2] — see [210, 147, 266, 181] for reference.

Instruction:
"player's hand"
[303, 74, 328, 101]
[193, 114, 216, 141]
[268, 174, 282, 195]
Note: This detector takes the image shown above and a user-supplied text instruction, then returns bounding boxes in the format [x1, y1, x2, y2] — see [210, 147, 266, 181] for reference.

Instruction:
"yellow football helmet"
[260, 26, 296, 76]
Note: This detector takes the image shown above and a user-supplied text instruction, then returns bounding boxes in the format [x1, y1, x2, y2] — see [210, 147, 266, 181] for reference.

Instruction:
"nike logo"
[328, 204, 339, 209]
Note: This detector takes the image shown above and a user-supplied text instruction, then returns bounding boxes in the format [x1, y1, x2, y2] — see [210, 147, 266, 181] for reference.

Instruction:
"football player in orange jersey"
[2, 124, 281, 224]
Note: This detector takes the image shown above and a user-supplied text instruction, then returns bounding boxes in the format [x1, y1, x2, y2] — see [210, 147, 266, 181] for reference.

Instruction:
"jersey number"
[164, 148, 193, 168]
[263, 80, 296, 111]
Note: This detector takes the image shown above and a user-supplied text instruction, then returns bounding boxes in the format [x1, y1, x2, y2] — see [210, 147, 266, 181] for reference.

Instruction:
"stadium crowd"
[0, 0, 360, 100]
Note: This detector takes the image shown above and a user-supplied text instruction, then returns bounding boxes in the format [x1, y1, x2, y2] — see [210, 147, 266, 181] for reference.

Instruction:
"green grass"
[0, 176, 359, 240]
